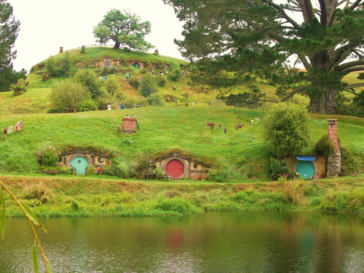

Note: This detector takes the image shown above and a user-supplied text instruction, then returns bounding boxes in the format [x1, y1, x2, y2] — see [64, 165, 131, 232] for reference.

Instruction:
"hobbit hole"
[57, 151, 110, 174]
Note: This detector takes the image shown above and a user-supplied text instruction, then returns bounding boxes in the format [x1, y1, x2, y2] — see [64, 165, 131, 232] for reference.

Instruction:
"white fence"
[68, 44, 115, 51]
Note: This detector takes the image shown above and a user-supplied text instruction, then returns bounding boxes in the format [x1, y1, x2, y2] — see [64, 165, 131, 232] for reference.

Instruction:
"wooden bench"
[64, 108, 77, 113]
[133, 105, 144, 108]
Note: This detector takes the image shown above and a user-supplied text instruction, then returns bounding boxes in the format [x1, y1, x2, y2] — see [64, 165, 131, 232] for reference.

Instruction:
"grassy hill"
[1, 107, 364, 181]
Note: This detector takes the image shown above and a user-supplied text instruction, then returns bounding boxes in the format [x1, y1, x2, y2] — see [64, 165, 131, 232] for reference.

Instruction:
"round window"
[58, 156, 62, 163]
[98, 157, 105, 163]
[193, 164, 198, 169]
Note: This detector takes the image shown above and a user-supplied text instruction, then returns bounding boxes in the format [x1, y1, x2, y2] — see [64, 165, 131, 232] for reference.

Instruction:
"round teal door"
[296, 161, 315, 179]
[70, 156, 89, 175]
[132, 63, 140, 69]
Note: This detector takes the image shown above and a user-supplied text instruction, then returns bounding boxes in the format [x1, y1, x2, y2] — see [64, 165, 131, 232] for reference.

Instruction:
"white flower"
[255, 122, 257, 124]
[251, 120, 253, 123]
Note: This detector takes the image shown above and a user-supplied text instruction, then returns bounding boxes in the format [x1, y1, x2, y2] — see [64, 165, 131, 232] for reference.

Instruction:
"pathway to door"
[165, 159, 184, 179]
[70, 156, 89, 175]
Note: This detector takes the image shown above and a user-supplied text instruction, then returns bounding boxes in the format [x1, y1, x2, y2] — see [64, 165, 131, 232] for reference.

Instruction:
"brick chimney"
[327, 119, 341, 177]
[122, 116, 137, 134]
[60, 47, 63, 53]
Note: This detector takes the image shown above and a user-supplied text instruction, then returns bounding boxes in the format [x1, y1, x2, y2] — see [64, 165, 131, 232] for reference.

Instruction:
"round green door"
[132, 63, 140, 69]
[70, 156, 89, 175]
[296, 161, 315, 179]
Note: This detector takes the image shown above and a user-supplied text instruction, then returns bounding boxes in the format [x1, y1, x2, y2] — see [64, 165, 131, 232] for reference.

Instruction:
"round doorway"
[70, 156, 89, 175]
[165, 159, 185, 179]
[296, 161, 315, 179]
[132, 63, 140, 69]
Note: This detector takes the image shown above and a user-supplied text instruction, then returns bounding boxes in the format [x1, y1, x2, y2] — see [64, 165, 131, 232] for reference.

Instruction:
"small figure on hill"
[99, 76, 102, 80]
[104, 76, 107, 81]
[173, 86, 176, 91]
[152, 70, 155, 75]
[166, 71, 168, 75]
[126, 73, 130, 79]
[120, 102, 125, 109]
[186, 70, 189, 76]
[107, 103, 112, 110]
[159, 70, 162, 75]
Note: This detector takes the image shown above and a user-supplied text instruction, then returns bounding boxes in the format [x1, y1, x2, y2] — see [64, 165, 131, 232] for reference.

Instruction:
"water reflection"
[1, 212, 364, 272]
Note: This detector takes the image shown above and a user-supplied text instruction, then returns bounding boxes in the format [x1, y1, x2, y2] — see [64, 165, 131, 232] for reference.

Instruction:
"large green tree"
[164, 0, 364, 114]
[93, 9, 154, 51]
[0, 0, 25, 91]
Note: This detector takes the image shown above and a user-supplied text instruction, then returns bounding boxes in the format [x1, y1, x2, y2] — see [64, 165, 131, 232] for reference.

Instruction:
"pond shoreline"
[2, 174, 364, 218]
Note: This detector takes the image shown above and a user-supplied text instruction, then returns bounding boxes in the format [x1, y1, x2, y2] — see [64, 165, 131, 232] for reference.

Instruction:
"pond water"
[1, 211, 364, 272]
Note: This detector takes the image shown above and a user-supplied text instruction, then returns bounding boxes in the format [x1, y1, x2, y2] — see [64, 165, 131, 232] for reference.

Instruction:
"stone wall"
[327, 119, 342, 177]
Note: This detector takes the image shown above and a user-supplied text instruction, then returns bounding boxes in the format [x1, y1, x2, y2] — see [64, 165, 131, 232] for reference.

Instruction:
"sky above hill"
[8, 0, 185, 72]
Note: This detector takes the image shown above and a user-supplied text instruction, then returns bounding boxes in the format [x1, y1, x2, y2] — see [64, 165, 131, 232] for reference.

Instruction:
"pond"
[1, 211, 364, 272]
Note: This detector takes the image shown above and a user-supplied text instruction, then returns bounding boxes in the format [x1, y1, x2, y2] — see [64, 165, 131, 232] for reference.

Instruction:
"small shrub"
[282, 183, 305, 205]
[314, 135, 335, 158]
[71, 200, 79, 211]
[42, 73, 49, 81]
[269, 157, 290, 180]
[146, 94, 165, 106]
[78, 100, 98, 112]
[207, 169, 228, 182]
[156, 75, 167, 87]
[101, 66, 109, 76]
[105, 76, 120, 95]
[128, 76, 140, 89]
[38, 143, 60, 166]
[116, 124, 122, 136]
[122, 136, 133, 145]
[155, 198, 195, 214]
[58, 166, 73, 175]
[21, 182, 54, 204]
[50, 79, 88, 110]
[124, 98, 136, 108]
[168, 69, 181, 81]
[140, 68, 151, 74]
[102, 165, 124, 177]
[85, 165, 96, 176]
[140, 74, 158, 97]
[80, 45, 86, 53]
[11, 79, 28, 96]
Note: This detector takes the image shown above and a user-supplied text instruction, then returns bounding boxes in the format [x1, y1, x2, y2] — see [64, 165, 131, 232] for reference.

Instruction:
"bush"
[50, 79, 88, 110]
[78, 100, 98, 112]
[140, 68, 151, 74]
[109, 66, 116, 74]
[38, 143, 60, 166]
[146, 94, 165, 106]
[124, 98, 136, 108]
[269, 157, 290, 180]
[80, 45, 86, 53]
[74, 70, 103, 100]
[264, 102, 310, 157]
[168, 69, 181, 81]
[101, 165, 124, 177]
[141, 74, 158, 97]
[128, 76, 140, 89]
[46, 57, 56, 75]
[105, 76, 120, 95]
[156, 75, 167, 87]
[101, 66, 109, 76]
[11, 79, 28, 96]
[71, 200, 79, 211]
[155, 198, 195, 214]
[314, 134, 335, 158]
[21, 182, 54, 204]
[85, 165, 96, 176]
[207, 169, 228, 182]
[57, 166, 73, 175]
[61, 51, 72, 73]
[42, 73, 49, 81]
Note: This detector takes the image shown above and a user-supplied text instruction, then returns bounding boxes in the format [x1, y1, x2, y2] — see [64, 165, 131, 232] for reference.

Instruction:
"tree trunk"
[113, 42, 121, 49]
[325, 89, 335, 114]
[309, 96, 326, 113]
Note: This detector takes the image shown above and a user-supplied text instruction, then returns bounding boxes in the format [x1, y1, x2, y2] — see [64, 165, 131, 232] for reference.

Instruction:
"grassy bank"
[2, 175, 364, 218]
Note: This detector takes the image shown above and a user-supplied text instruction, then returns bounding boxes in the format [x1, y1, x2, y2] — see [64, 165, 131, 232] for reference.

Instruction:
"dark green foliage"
[207, 169, 228, 182]
[140, 68, 151, 74]
[314, 135, 335, 158]
[168, 69, 181, 81]
[71, 201, 79, 211]
[341, 146, 364, 174]
[164, 0, 364, 114]
[42, 73, 49, 81]
[80, 45, 86, 54]
[11, 79, 27, 96]
[93, 9, 154, 51]
[109, 66, 116, 74]
[269, 158, 290, 180]
[61, 51, 72, 73]
[46, 57, 56, 76]
[101, 165, 124, 177]
[128, 76, 140, 89]
[77, 100, 98, 112]
[85, 165, 96, 176]
[264, 103, 310, 157]
[101, 67, 109, 76]
[140, 74, 158, 97]
[146, 94, 164, 106]
[74, 70, 103, 100]
[0, 66, 27, 91]
[156, 75, 167, 87]
[155, 198, 196, 214]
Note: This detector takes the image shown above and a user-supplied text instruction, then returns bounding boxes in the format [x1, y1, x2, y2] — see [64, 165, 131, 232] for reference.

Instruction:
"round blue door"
[132, 63, 140, 69]
[296, 161, 315, 179]
[70, 156, 89, 175]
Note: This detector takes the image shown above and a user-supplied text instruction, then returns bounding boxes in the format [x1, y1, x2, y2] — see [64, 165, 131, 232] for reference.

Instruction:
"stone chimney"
[327, 119, 341, 177]
[60, 47, 63, 53]
[122, 116, 137, 134]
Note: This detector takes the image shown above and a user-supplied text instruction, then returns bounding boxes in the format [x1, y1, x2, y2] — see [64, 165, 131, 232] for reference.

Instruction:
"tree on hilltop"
[164, 0, 364, 114]
[0, 0, 26, 91]
[93, 9, 154, 51]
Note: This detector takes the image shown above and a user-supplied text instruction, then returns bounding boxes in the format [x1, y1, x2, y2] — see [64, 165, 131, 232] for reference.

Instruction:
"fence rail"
[68, 44, 115, 51]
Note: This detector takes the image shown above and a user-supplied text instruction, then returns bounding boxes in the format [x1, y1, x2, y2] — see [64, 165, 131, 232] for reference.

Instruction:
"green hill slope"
[1, 107, 363, 181]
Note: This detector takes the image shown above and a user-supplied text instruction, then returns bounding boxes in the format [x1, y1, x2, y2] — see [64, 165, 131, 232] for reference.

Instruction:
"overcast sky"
[8, 0, 185, 72]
